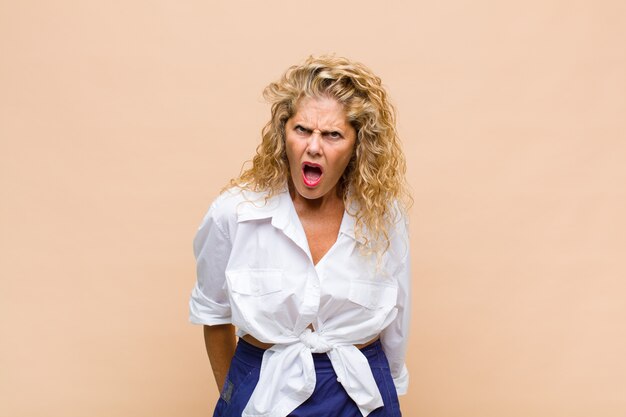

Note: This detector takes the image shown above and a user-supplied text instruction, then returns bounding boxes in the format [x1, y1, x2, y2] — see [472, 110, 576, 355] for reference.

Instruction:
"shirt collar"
[235, 187, 290, 223]
[338, 200, 366, 244]
[235, 187, 365, 244]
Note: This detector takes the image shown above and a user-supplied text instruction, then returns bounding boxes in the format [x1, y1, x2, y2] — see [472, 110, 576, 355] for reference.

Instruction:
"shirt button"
[337, 377, 342, 383]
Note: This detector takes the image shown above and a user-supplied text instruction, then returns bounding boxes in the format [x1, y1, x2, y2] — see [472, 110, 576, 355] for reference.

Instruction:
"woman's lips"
[302, 162, 323, 187]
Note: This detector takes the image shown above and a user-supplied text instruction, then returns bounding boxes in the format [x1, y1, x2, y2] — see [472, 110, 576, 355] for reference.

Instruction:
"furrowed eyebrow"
[295, 124, 343, 135]
[321, 129, 343, 135]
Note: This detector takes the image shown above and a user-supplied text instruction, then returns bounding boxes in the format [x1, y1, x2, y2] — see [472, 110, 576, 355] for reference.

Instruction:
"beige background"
[1, 1, 625, 416]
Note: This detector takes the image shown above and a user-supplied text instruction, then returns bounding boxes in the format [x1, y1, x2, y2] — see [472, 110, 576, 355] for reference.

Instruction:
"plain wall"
[1, 1, 625, 416]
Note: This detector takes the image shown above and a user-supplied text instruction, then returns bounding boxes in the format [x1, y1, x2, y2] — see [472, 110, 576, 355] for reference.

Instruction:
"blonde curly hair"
[231, 55, 410, 251]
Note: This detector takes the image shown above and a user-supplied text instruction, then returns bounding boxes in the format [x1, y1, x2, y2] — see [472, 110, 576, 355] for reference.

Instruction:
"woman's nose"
[306, 131, 322, 155]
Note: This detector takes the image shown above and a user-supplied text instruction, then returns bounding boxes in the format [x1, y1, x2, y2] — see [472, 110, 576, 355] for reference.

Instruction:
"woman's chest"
[222, 221, 399, 330]
[299, 214, 343, 266]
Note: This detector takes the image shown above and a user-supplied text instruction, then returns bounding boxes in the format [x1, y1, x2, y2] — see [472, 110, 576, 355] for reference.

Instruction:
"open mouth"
[302, 162, 323, 187]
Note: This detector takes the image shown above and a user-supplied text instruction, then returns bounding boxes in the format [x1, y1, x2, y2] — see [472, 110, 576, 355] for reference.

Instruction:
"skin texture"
[204, 324, 236, 391]
[284, 96, 357, 264]
[285, 96, 356, 205]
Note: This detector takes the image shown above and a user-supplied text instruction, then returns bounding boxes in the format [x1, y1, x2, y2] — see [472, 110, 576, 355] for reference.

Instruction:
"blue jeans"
[213, 338, 402, 417]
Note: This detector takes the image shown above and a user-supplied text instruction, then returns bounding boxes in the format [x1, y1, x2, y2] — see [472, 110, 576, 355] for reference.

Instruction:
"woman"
[190, 55, 411, 417]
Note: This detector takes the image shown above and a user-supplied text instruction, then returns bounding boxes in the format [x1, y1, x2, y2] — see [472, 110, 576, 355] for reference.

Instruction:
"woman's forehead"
[291, 96, 348, 124]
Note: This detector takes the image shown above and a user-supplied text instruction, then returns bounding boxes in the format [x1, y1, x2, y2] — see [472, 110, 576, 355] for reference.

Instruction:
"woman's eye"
[295, 125, 307, 134]
[328, 131, 341, 139]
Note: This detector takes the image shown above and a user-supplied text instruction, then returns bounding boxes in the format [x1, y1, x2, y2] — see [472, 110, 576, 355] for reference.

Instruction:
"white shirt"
[189, 187, 411, 417]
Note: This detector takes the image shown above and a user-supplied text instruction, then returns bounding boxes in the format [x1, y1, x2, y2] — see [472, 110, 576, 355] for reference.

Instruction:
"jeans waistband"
[234, 337, 388, 371]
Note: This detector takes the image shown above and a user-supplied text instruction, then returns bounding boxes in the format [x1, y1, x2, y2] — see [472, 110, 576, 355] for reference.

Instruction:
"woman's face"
[285, 96, 357, 202]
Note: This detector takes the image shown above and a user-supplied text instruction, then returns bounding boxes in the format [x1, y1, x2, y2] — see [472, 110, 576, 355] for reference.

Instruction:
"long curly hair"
[231, 55, 410, 252]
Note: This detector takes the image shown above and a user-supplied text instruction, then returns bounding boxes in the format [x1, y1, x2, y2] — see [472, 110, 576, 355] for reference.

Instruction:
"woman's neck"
[289, 185, 345, 217]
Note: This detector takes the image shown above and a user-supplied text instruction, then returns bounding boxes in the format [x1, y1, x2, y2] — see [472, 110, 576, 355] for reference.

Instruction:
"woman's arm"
[203, 324, 236, 390]
[380, 211, 412, 394]
[191, 199, 236, 390]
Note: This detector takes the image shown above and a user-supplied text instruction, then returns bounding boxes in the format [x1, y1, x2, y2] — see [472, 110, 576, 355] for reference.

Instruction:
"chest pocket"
[225, 268, 285, 333]
[228, 268, 283, 296]
[348, 280, 398, 310]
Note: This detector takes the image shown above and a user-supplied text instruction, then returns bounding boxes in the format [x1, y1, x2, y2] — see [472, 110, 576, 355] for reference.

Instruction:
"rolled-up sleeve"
[189, 202, 232, 325]
[380, 214, 411, 395]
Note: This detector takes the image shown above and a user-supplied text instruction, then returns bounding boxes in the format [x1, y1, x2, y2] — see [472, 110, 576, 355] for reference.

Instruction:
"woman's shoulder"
[348, 197, 408, 227]
[386, 200, 410, 259]
[208, 186, 275, 221]
[390, 200, 410, 229]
